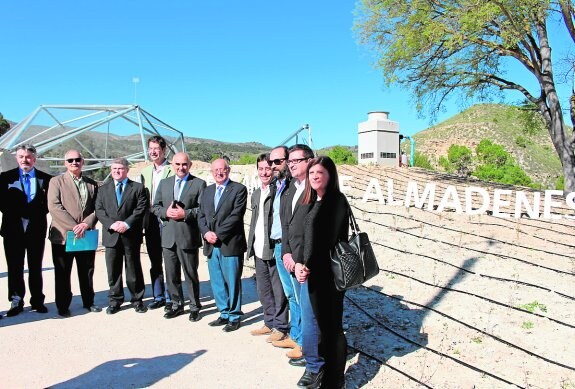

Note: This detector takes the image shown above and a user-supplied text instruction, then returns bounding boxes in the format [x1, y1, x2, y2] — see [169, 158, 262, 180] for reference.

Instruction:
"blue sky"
[0, 2, 571, 149]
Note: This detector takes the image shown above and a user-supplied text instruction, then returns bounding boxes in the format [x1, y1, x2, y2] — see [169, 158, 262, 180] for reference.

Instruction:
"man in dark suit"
[247, 153, 289, 341]
[95, 157, 148, 315]
[197, 158, 247, 332]
[47, 150, 101, 317]
[280, 144, 314, 364]
[0, 144, 52, 317]
[152, 152, 206, 322]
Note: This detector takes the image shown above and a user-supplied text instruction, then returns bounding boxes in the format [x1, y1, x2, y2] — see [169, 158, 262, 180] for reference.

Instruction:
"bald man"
[152, 152, 206, 321]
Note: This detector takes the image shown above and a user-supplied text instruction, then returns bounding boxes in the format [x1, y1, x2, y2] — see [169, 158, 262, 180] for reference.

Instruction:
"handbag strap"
[345, 198, 361, 234]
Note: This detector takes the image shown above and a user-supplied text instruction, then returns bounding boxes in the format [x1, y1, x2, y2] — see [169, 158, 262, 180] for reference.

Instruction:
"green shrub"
[233, 154, 258, 165]
[515, 136, 528, 148]
[438, 155, 452, 172]
[412, 152, 434, 170]
[327, 146, 357, 165]
[476, 139, 509, 166]
[447, 144, 472, 176]
[556, 175, 565, 191]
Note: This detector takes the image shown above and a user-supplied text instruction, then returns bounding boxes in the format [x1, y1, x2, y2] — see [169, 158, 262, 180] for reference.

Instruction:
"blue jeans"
[207, 247, 243, 322]
[301, 280, 323, 373]
[274, 243, 302, 346]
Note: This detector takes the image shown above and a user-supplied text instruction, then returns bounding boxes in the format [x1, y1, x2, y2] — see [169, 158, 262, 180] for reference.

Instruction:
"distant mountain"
[405, 104, 562, 188]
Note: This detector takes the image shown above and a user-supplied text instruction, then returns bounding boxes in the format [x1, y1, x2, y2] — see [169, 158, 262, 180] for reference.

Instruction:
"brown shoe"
[250, 325, 272, 336]
[266, 329, 287, 343]
[286, 345, 303, 359]
[272, 336, 298, 349]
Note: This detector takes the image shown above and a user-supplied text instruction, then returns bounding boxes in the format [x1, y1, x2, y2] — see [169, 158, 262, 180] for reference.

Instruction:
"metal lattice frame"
[279, 124, 313, 149]
[0, 104, 186, 172]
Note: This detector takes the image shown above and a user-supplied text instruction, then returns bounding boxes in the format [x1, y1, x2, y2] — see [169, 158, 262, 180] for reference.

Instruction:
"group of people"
[0, 137, 350, 389]
[246, 145, 349, 388]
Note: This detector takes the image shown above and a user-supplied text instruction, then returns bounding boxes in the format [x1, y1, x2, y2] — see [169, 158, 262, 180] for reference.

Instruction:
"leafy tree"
[473, 139, 534, 186]
[327, 146, 357, 165]
[355, 1, 575, 190]
[476, 139, 509, 166]
[447, 144, 472, 176]
[474, 164, 533, 186]
[0, 112, 10, 136]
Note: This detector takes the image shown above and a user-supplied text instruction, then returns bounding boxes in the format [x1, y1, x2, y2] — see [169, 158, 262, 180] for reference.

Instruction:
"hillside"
[405, 104, 563, 188]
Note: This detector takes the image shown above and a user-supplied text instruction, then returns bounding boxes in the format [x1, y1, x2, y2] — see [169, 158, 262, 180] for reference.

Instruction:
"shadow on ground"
[47, 351, 206, 388]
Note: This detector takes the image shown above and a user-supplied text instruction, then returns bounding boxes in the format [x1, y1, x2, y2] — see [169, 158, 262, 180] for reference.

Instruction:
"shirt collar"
[217, 178, 230, 190]
[176, 174, 189, 182]
[153, 159, 169, 172]
[19, 168, 36, 178]
[69, 172, 83, 181]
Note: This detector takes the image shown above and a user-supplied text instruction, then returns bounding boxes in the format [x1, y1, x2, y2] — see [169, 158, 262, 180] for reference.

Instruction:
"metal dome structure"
[0, 104, 185, 172]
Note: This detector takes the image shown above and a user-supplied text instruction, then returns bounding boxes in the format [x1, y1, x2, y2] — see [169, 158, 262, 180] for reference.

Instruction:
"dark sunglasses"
[66, 158, 82, 163]
[271, 158, 286, 165]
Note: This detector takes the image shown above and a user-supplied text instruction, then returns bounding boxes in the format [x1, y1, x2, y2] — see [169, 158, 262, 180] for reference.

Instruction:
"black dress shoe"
[164, 303, 173, 313]
[58, 309, 71, 317]
[32, 304, 48, 313]
[106, 305, 121, 315]
[85, 305, 102, 313]
[208, 317, 229, 327]
[148, 299, 165, 310]
[189, 311, 200, 322]
[289, 357, 307, 367]
[133, 301, 148, 313]
[222, 320, 241, 332]
[6, 302, 24, 317]
[164, 305, 184, 319]
[297, 368, 324, 389]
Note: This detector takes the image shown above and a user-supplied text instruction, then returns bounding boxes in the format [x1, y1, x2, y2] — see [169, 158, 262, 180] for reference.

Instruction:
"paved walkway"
[0, 240, 304, 389]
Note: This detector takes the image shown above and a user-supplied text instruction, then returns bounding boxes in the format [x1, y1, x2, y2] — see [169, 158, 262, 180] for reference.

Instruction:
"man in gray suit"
[152, 152, 206, 321]
[198, 158, 247, 332]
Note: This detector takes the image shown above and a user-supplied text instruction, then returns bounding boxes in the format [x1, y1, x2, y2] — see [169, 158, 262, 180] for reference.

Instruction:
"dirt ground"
[1, 164, 575, 388]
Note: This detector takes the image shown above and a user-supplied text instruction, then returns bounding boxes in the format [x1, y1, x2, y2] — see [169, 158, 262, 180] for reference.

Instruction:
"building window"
[380, 152, 397, 159]
[361, 152, 374, 159]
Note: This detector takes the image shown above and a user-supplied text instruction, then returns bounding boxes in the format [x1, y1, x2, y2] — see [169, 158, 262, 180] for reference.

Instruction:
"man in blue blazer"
[0, 144, 52, 317]
[152, 152, 206, 321]
[197, 158, 247, 332]
[95, 158, 148, 315]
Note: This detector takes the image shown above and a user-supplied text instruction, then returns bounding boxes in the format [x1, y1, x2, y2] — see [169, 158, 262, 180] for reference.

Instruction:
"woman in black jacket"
[295, 156, 349, 389]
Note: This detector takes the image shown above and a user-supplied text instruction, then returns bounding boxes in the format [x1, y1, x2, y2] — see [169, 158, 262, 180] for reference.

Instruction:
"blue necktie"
[214, 186, 223, 210]
[116, 182, 123, 206]
[23, 174, 31, 203]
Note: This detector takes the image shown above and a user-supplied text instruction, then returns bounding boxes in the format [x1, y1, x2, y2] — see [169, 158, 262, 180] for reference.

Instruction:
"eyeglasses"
[66, 158, 82, 163]
[173, 162, 188, 167]
[287, 158, 309, 165]
[271, 158, 286, 165]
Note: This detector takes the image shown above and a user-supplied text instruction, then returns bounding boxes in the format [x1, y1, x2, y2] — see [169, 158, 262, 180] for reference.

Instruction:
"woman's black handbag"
[330, 203, 379, 291]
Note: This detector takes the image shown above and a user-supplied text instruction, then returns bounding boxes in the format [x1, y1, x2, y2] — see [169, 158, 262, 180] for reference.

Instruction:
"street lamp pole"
[132, 77, 140, 105]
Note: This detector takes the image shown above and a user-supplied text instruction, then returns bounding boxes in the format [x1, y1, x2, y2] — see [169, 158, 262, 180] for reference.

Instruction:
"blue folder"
[65, 230, 99, 252]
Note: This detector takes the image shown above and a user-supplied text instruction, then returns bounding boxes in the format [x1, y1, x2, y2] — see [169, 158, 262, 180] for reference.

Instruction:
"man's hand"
[295, 263, 310, 283]
[110, 221, 128, 234]
[167, 204, 185, 220]
[72, 222, 89, 238]
[282, 253, 296, 273]
[204, 231, 218, 244]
